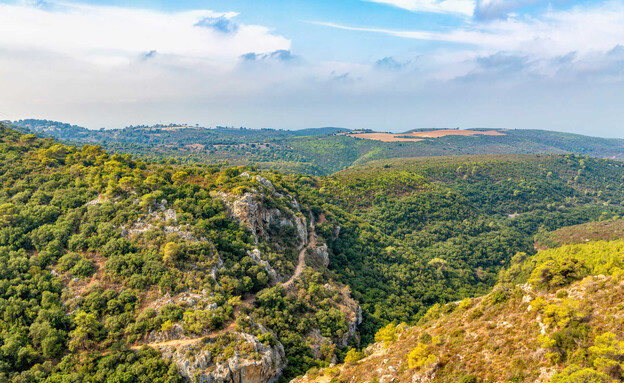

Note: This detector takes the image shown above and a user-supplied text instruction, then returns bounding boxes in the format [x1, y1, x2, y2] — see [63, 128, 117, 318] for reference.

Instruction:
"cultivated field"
[339, 129, 506, 142]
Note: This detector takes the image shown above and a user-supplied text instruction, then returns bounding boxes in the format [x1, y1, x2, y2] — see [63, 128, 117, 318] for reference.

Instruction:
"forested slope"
[295, 236, 624, 383]
[298, 155, 624, 340]
[0, 124, 359, 382]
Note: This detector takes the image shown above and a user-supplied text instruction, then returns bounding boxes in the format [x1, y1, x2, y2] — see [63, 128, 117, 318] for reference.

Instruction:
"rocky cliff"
[119, 173, 362, 383]
[159, 331, 286, 383]
[215, 175, 308, 248]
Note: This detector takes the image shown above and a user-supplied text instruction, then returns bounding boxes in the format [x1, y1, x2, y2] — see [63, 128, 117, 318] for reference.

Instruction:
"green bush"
[344, 348, 365, 364]
[57, 252, 82, 272]
[550, 365, 610, 383]
[458, 374, 479, 383]
[71, 258, 96, 278]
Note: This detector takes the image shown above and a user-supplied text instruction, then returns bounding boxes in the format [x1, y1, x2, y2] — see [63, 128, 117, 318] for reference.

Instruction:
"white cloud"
[310, 21, 439, 40]
[320, 2, 624, 60]
[0, 1, 290, 69]
[474, 0, 539, 20]
[365, 0, 476, 16]
[0, 1, 295, 127]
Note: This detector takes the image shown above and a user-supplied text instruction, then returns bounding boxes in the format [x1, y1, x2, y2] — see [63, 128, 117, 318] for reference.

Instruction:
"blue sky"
[1, 0, 624, 137]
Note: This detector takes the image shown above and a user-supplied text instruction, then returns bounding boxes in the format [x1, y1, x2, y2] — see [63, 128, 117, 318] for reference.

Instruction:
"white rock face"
[120, 199, 202, 241]
[410, 362, 439, 383]
[147, 323, 186, 343]
[293, 215, 308, 245]
[537, 367, 557, 382]
[305, 328, 338, 363]
[161, 333, 286, 383]
[309, 244, 330, 268]
[332, 226, 341, 240]
[210, 257, 224, 282]
[339, 302, 363, 348]
[85, 195, 106, 206]
[217, 191, 307, 246]
[254, 175, 275, 191]
[249, 249, 278, 281]
[305, 283, 362, 349]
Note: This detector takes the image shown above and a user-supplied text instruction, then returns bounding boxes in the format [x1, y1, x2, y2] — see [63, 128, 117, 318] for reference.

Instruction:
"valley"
[1, 122, 624, 382]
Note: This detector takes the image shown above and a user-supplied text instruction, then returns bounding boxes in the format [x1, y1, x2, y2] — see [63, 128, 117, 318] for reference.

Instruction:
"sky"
[1, 0, 624, 137]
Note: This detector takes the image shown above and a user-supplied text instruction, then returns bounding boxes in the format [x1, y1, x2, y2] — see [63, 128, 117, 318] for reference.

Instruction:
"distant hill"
[314, 153, 624, 342]
[12, 119, 92, 140]
[11, 119, 624, 175]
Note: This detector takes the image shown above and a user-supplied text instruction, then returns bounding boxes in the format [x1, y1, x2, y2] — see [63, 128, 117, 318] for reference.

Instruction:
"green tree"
[589, 332, 624, 378]
[551, 365, 610, 383]
[68, 312, 101, 352]
[162, 242, 180, 265]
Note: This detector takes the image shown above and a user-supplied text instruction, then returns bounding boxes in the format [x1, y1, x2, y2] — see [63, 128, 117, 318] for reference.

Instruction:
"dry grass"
[405, 130, 506, 138]
[535, 219, 624, 250]
[295, 275, 624, 383]
[337, 132, 424, 142]
[338, 130, 506, 142]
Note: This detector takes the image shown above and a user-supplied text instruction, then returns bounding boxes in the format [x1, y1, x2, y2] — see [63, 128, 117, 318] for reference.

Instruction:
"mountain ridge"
[10, 119, 624, 176]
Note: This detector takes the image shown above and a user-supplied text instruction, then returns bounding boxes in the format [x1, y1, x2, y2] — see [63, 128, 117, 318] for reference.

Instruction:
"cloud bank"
[474, 0, 539, 20]
[0, 2, 289, 68]
[366, 0, 476, 15]
[0, 0, 623, 137]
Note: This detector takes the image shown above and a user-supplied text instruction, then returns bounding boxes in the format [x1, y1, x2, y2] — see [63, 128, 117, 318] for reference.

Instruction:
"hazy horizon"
[10, 119, 624, 141]
[2, 0, 624, 138]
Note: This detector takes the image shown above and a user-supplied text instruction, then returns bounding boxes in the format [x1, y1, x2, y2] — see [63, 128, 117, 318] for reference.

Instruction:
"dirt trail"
[283, 214, 324, 288]
[131, 321, 236, 350]
[130, 294, 260, 350]
[131, 336, 207, 350]
[133, 214, 327, 350]
[283, 230, 315, 288]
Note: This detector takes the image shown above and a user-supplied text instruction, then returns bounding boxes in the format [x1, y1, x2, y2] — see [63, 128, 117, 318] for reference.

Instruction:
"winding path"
[130, 323, 234, 350]
[283, 232, 315, 288]
[131, 335, 212, 350]
[132, 214, 326, 350]
[283, 214, 324, 288]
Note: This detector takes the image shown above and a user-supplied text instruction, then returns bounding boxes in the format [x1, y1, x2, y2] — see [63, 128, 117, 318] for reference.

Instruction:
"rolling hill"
[9, 119, 624, 175]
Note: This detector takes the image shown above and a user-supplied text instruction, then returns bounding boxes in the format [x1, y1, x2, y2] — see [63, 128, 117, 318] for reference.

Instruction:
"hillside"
[294, 237, 624, 383]
[0, 124, 361, 382]
[10, 120, 624, 175]
[309, 154, 624, 338]
[535, 219, 624, 250]
[2, 123, 624, 382]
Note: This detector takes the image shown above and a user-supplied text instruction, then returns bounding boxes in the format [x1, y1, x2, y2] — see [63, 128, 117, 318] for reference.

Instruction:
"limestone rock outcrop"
[215, 190, 307, 247]
[160, 332, 286, 383]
